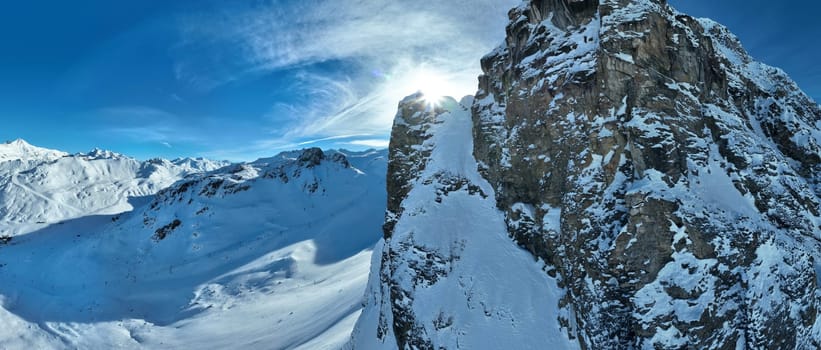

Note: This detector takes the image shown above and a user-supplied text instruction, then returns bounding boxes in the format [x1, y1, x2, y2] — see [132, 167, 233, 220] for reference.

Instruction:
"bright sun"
[409, 69, 452, 105]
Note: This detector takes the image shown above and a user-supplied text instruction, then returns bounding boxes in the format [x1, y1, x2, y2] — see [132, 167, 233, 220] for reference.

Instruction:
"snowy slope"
[0, 139, 67, 163]
[0, 141, 230, 238]
[0, 148, 387, 350]
[349, 95, 577, 349]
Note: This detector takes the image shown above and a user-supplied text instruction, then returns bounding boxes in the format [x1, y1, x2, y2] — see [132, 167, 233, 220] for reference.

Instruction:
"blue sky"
[1, 1, 819, 161]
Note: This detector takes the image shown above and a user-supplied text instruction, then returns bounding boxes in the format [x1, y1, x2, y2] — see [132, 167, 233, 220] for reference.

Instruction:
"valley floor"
[0, 213, 375, 350]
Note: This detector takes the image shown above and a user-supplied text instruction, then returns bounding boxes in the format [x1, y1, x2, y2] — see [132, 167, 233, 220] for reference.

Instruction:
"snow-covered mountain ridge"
[0, 139, 230, 238]
[0, 142, 388, 349]
[351, 0, 821, 349]
[0, 139, 68, 163]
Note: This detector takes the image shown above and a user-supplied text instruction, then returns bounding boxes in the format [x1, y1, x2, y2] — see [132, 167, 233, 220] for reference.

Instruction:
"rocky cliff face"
[351, 0, 821, 349]
[349, 95, 578, 350]
[473, 0, 821, 348]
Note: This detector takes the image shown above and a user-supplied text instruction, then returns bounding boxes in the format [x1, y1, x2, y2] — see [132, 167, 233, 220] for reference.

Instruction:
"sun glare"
[409, 69, 452, 105]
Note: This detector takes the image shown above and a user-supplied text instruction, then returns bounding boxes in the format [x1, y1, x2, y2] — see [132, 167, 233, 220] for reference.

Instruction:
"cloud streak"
[92, 106, 213, 149]
[175, 0, 519, 149]
[347, 139, 390, 149]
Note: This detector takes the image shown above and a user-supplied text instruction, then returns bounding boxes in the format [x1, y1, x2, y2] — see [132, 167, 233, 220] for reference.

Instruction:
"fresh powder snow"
[0, 145, 387, 350]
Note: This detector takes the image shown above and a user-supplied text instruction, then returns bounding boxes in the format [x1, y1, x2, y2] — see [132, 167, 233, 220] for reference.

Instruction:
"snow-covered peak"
[0, 142, 235, 237]
[8, 138, 28, 146]
[148, 149, 385, 218]
[251, 148, 370, 173]
[171, 157, 231, 172]
[350, 91, 576, 349]
[79, 148, 128, 160]
[0, 138, 67, 163]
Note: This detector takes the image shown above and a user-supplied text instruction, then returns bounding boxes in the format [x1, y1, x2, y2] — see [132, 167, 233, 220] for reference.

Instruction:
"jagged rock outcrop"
[352, 0, 821, 349]
[350, 95, 577, 350]
[383, 93, 455, 236]
[473, 0, 821, 348]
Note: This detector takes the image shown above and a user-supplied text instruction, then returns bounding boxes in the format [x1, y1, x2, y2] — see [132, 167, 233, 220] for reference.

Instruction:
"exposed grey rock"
[354, 0, 821, 349]
[379, 95, 460, 349]
[297, 147, 325, 168]
[473, 0, 821, 348]
[384, 93, 453, 237]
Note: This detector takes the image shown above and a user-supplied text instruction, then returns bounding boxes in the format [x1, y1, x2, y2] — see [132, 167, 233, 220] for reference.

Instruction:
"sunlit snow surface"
[349, 97, 578, 349]
[0, 146, 387, 350]
[0, 140, 231, 238]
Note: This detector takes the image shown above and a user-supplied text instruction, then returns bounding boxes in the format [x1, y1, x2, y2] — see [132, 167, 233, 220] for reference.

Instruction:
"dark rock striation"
[352, 0, 821, 349]
[473, 0, 821, 348]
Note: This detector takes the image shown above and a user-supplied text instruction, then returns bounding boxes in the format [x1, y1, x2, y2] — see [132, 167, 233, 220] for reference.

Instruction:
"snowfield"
[0, 141, 387, 350]
[0, 139, 230, 238]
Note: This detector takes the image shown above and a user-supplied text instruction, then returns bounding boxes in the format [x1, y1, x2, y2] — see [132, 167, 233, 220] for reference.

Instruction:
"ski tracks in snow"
[10, 172, 84, 217]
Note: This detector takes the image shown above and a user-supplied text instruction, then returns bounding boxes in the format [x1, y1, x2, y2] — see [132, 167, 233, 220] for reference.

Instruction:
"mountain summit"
[351, 0, 821, 349]
[0, 141, 231, 237]
[0, 139, 67, 163]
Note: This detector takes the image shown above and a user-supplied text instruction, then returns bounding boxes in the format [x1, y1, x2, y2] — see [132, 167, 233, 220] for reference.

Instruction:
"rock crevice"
[351, 0, 821, 349]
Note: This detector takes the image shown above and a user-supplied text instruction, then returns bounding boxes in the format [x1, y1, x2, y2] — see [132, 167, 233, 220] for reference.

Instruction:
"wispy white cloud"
[92, 106, 203, 146]
[96, 106, 178, 123]
[175, 0, 519, 147]
[296, 134, 373, 146]
[347, 139, 389, 149]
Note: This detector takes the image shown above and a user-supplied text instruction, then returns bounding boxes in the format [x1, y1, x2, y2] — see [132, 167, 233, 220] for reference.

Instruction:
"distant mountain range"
[0, 139, 231, 238]
[4, 0, 821, 349]
[0, 140, 387, 350]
